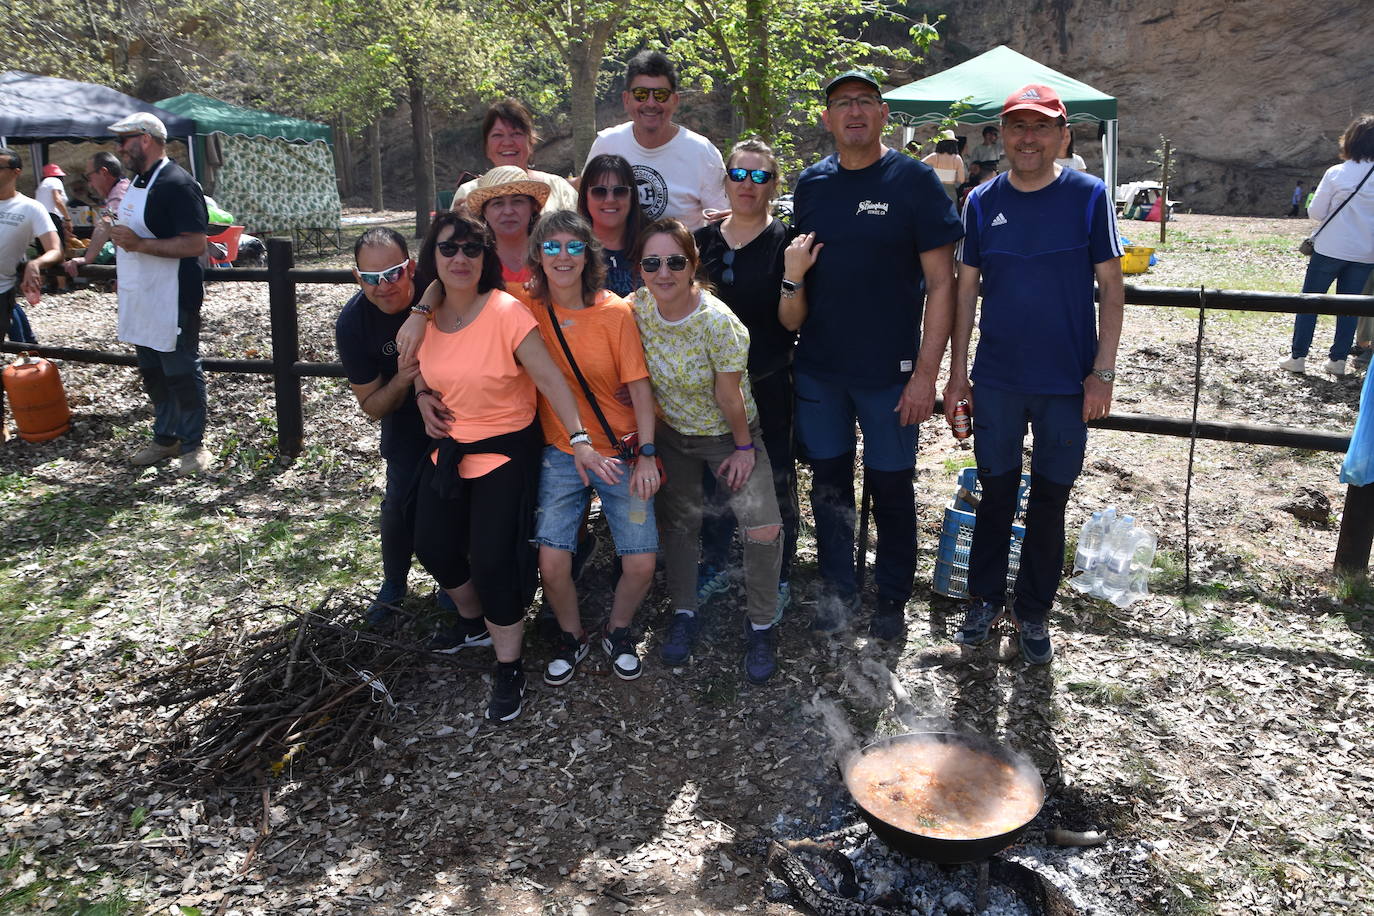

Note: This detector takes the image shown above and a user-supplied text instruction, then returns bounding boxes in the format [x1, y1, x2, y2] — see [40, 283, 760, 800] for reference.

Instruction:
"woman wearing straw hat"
[451, 99, 577, 214]
[921, 130, 966, 203]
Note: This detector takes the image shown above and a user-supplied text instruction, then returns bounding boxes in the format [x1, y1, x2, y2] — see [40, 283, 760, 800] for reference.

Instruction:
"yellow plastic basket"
[1122, 245, 1154, 274]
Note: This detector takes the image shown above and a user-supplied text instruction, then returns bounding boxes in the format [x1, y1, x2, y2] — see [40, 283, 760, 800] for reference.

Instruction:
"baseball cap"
[824, 69, 882, 99]
[42, 163, 66, 178]
[1001, 84, 1067, 120]
[108, 112, 168, 142]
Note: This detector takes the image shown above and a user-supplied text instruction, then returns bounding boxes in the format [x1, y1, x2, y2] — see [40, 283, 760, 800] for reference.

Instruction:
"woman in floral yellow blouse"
[631, 218, 783, 684]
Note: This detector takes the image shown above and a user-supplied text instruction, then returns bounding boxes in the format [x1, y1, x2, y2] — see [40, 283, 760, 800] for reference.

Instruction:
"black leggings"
[413, 455, 535, 627]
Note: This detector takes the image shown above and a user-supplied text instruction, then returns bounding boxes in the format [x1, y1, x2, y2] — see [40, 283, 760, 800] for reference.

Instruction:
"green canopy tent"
[883, 46, 1120, 191]
[157, 93, 340, 243]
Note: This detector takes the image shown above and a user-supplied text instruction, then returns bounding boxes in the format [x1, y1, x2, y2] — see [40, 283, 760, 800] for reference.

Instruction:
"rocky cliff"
[911, 0, 1374, 213]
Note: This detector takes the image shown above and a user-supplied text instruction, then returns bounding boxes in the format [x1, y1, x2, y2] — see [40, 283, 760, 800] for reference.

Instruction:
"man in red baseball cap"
[36, 162, 71, 257]
[943, 82, 1124, 665]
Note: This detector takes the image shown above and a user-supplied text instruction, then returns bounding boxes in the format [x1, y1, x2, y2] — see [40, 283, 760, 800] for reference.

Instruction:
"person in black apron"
[107, 113, 211, 475]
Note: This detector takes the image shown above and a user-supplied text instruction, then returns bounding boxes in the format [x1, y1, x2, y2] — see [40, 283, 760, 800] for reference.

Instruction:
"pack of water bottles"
[1068, 507, 1157, 607]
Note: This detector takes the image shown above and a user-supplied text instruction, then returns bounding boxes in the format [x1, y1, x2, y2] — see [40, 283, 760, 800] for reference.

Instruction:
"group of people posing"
[336, 51, 1126, 723]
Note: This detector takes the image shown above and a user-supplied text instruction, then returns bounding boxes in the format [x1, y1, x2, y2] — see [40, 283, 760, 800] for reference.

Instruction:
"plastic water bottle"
[1073, 511, 1105, 574]
[1071, 507, 1116, 592]
[1117, 528, 1158, 607]
[1098, 516, 1138, 603]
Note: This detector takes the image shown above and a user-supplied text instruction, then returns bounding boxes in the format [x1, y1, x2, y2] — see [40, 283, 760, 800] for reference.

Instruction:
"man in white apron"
[107, 113, 211, 474]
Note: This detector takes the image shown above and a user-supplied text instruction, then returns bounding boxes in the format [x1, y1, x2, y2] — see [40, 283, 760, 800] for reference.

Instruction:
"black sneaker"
[601, 625, 643, 680]
[660, 612, 701, 665]
[743, 622, 778, 685]
[364, 580, 407, 627]
[953, 598, 1005, 646]
[1016, 617, 1055, 665]
[571, 531, 600, 583]
[868, 597, 906, 641]
[487, 661, 527, 721]
[428, 615, 492, 654]
[544, 631, 590, 686]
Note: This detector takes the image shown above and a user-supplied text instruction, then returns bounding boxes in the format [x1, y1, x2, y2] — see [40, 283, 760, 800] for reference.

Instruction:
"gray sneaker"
[130, 441, 180, 466]
[1017, 618, 1054, 665]
[953, 598, 1005, 646]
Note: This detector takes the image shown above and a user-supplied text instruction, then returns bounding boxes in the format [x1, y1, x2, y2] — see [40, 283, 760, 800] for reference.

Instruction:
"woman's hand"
[574, 443, 623, 487]
[397, 280, 443, 363]
[630, 455, 661, 500]
[784, 232, 823, 279]
[716, 447, 756, 492]
[418, 391, 454, 439]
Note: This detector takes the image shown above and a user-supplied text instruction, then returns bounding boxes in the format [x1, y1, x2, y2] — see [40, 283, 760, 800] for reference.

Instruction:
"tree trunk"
[568, 36, 604, 171]
[743, 0, 771, 139]
[409, 75, 434, 240]
[334, 114, 354, 198]
[369, 120, 383, 211]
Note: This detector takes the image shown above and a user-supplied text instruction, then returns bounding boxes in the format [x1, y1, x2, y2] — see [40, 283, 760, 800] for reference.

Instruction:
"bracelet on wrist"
[569, 430, 592, 447]
[410, 302, 433, 316]
[734, 443, 754, 452]
[416, 389, 435, 401]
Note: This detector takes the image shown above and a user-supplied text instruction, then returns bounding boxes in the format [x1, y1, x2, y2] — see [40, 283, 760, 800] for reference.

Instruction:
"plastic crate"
[932, 467, 1029, 600]
[1121, 245, 1154, 274]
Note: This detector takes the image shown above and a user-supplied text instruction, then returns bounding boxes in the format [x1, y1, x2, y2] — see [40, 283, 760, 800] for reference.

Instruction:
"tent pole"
[1104, 119, 1119, 198]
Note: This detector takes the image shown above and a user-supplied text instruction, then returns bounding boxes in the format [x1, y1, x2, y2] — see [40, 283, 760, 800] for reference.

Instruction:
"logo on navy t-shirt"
[991, 212, 1008, 227]
[632, 165, 669, 220]
[856, 199, 889, 216]
[382, 339, 398, 357]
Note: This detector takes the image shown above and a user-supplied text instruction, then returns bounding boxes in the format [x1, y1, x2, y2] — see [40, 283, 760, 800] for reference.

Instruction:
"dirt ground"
[1, 213, 1372, 915]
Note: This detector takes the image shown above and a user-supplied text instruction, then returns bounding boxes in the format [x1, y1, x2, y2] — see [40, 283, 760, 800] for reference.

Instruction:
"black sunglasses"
[589, 184, 632, 200]
[629, 87, 673, 103]
[727, 168, 774, 184]
[437, 239, 485, 258]
[640, 255, 689, 273]
[721, 248, 735, 286]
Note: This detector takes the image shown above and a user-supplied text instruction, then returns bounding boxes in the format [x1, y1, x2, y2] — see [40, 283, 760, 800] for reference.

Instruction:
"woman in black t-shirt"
[577, 154, 644, 297]
[692, 139, 798, 619]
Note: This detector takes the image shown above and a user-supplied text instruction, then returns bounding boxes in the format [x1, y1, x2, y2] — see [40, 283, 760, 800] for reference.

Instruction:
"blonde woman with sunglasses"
[632, 218, 784, 684]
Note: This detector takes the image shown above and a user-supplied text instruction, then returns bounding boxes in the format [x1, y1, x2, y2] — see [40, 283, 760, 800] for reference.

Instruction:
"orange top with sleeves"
[417, 289, 538, 478]
[529, 290, 650, 457]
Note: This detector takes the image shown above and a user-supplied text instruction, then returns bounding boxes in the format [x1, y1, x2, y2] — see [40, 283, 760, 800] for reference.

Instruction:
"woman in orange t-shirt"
[408, 211, 613, 723]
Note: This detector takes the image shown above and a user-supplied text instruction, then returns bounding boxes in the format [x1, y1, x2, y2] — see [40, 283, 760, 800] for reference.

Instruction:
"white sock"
[674, 609, 696, 618]
[750, 621, 772, 631]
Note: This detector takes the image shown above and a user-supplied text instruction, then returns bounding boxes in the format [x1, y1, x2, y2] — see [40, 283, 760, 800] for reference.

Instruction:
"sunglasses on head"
[589, 184, 631, 201]
[541, 240, 587, 257]
[727, 168, 774, 184]
[640, 254, 688, 273]
[357, 258, 410, 286]
[629, 86, 673, 103]
[437, 239, 485, 258]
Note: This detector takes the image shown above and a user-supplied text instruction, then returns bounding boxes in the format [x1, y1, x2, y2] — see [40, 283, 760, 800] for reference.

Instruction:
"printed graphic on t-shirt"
[381, 339, 398, 357]
[632, 165, 670, 220]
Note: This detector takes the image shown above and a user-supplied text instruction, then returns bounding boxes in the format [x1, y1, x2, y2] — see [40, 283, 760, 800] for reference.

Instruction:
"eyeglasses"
[589, 184, 631, 200]
[721, 248, 735, 286]
[84, 170, 101, 182]
[727, 168, 774, 185]
[541, 240, 587, 257]
[1002, 120, 1060, 137]
[827, 95, 881, 111]
[640, 254, 688, 273]
[629, 86, 673, 103]
[357, 258, 410, 285]
[437, 239, 485, 258]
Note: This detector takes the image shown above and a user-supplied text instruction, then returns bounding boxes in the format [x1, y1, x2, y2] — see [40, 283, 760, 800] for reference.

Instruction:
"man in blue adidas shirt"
[783, 69, 962, 640]
[943, 83, 1124, 664]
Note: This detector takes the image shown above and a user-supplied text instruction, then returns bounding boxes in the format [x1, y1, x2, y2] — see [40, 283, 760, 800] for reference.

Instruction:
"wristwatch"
[780, 278, 801, 298]
[638, 443, 657, 458]
[1091, 368, 1117, 383]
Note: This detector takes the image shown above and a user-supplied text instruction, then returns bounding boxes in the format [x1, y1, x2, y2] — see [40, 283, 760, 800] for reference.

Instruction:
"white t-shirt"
[36, 176, 67, 216]
[585, 122, 729, 230]
[0, 193, 57, 294]
[1309, 159, 1374, 265]
[1055, 154, 1087, 171]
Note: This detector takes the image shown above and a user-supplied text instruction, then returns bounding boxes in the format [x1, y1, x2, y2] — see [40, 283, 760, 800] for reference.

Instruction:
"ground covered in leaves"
[1, 214, 1372, 915]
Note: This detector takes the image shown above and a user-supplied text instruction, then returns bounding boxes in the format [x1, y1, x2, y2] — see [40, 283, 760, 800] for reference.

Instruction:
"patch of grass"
[1335, 573, 1374, 604]
[0, 846, 137, 916]
[1066, 679, 1146, 708]
[941, 455, 976, 475]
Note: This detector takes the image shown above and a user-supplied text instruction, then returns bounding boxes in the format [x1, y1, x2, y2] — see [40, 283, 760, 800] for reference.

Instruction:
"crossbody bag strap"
[1311, 164, 1374, 241]
[544, 300, 629, 458]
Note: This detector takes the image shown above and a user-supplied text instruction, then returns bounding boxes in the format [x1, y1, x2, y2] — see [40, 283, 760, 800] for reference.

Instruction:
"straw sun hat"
[465, 166, 551, 212]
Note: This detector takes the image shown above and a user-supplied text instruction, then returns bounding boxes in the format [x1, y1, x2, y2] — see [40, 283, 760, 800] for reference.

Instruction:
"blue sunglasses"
[541, 240, 587, 256]
[728, 168, 774, 184]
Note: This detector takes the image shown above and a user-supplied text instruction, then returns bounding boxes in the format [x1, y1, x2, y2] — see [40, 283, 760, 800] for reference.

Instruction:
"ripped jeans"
[656, 420, 783, 626]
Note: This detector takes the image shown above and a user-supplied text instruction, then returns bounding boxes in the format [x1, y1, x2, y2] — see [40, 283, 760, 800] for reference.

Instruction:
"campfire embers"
[768, 823, 1081, 916]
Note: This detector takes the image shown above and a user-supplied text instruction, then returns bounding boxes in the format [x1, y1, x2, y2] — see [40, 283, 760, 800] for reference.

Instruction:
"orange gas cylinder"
[2, 353, 72, 442]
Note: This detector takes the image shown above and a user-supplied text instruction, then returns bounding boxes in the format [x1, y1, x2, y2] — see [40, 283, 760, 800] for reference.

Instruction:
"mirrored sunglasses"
[589, 184, 632, 200]
[727, 168, 774, 184]
[358, 258, 410, 285]
[629, 86, 673, 103]
[541, 240, 587, 257]
[437, 239, 485, 258]
[640, 254, 689, 273]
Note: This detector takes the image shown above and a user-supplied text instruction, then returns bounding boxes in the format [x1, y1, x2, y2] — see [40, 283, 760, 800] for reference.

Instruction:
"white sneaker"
[1324, 359, 1350, 377]
[1278, 356, 1306, 373]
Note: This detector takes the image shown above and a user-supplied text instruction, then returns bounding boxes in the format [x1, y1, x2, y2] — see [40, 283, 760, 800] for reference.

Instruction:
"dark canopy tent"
[883, 46, 1120, 190]
[0, 70, 194, 157]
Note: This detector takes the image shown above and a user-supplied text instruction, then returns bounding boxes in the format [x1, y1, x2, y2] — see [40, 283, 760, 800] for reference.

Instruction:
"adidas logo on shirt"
[991, 212, 1008, 227]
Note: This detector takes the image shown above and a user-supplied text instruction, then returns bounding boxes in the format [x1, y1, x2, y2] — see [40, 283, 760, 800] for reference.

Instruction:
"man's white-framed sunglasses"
[358, 258, 409, 285]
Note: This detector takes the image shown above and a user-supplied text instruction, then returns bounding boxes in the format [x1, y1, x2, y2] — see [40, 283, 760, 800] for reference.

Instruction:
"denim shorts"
[533, 446, 658, 555]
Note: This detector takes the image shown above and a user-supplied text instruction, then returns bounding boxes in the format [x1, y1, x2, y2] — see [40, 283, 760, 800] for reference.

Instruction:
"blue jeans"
[134, 302, 206, 451]
[1290, 252, 1374, 361]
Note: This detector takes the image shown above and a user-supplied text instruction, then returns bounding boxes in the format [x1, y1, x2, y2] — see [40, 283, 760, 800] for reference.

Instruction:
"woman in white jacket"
[1280, 114, 1374, 378]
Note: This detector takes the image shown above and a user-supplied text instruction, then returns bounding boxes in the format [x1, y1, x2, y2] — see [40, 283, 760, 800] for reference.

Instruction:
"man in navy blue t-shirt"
[943, 84, 1124, 665]
[781, 69, 962, 640]
[335, 227, 452, 626]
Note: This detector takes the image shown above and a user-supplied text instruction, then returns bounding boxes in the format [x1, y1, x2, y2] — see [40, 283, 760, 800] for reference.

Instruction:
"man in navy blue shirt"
[943, 84, 1124, 664]
[782, 69, 962, 640]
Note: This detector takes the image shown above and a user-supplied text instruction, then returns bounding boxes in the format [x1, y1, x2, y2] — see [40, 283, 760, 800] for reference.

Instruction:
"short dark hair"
[415, 212, 503, 297]
[91, 151, 123, 178]
[0, 147, 20, 170]
[528, 210, 606, 307]
[935, 138, 958, 154]
[625, 50, 676, 92]
[354, 226, 409, 263]
[578, 153, 644, 250]
[482, 99, 539, 147]
[982, 126, 999, 138]
[1340, 114, 1374, 163]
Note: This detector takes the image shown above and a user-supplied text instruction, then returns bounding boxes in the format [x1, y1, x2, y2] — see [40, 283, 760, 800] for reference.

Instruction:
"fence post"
[267, 237, 304, 458]
[1335, 483, 1374, 577]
